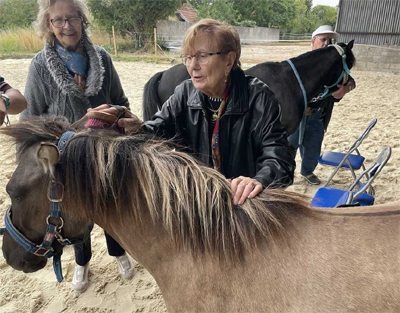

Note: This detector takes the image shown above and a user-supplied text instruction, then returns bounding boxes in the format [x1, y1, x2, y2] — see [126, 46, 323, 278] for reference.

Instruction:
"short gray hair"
[34, 0, 90, 43]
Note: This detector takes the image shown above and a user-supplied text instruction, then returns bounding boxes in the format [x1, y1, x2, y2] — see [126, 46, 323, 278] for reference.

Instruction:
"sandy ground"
[0, 45, 399, 313]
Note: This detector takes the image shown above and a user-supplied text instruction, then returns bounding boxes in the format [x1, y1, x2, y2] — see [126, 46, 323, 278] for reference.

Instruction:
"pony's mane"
[2, 116, 311, 262]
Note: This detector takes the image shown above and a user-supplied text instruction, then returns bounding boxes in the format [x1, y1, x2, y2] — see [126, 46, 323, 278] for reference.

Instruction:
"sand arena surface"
[0, 45, 399, 312]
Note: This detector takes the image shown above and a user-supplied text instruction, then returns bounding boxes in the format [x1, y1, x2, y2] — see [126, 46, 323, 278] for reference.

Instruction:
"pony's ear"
[37, 143, 60, 176]
[347, 40, 354, 50]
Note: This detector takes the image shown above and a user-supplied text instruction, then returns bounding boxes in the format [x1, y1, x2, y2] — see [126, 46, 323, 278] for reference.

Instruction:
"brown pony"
[2, 116, 400, 313]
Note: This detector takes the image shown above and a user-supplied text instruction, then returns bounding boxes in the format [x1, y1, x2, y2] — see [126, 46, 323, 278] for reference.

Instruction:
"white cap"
[312, 25, 338, 39]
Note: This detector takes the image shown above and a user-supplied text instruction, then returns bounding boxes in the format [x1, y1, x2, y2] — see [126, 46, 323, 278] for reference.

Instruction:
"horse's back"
[312, 200, 400, 215]
[158, 63, 189, 103]
[246, 61, 302, 134]
[142, 64, 189, 121]
[143, 70, 164, 121]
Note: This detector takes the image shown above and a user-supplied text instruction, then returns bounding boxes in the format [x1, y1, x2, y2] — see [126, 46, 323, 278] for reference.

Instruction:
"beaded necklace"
[208, 96, 223, 121]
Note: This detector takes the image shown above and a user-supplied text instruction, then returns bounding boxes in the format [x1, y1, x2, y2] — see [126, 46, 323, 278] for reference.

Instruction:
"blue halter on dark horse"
[142, 41, 355, 135]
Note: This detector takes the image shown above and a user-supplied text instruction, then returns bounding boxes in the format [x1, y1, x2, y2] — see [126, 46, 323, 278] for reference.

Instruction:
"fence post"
[112, 25, 118, 56]
[154, 27, 157, 55]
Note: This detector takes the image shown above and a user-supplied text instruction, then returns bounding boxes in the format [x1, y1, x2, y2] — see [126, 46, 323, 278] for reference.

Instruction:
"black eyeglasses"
[50, 16, 82, 28]
[182, 51, 226, 66]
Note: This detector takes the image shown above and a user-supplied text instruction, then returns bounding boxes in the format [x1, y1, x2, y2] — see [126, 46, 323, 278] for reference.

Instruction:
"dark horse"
[2, 117, 400, 313]
[143, 42, 355, 134]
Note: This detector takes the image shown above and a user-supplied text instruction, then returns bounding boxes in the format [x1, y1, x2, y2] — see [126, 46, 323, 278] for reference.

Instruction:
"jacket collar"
[44, 33, 105, 99]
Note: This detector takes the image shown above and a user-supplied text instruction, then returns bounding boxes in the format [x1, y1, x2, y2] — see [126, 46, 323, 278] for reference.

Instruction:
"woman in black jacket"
[91, 18, 295, 205]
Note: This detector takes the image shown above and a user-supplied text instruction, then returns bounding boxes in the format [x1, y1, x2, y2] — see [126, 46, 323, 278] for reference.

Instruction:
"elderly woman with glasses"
[92, 18, 295, 205]
[21, 0, 134, 292]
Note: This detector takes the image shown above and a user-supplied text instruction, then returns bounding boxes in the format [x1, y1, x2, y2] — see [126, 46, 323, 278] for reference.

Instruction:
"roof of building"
[176, 3, 197, 23]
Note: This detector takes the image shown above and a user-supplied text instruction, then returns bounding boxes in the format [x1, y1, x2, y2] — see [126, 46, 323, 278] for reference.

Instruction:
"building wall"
[353, 45, 400, 73]
[336, 0, 400, 73]
[156, 20, 280, 49]
[336, 0, 400, 46]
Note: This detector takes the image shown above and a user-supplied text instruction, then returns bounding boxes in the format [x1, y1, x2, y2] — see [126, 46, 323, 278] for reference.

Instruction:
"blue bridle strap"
[286, 59, 308, 145]
[4, 207, 56, 256]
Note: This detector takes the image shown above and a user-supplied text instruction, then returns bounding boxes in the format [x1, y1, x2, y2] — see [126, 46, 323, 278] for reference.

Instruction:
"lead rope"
[286, 59, 307, 145]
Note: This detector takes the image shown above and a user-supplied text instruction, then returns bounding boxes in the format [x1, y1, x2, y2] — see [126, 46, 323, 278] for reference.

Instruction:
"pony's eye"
[6, 184, 24, 202]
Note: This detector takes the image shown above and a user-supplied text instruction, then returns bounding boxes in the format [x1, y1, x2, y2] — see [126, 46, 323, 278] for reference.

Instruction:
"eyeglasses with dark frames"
[182, 51, 227, 66]
[50, 16, 82, 28]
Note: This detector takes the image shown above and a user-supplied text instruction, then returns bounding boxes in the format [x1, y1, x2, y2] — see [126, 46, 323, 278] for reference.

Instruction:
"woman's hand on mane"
[230, 176, 263, 205]
[86, 104, 143, 134]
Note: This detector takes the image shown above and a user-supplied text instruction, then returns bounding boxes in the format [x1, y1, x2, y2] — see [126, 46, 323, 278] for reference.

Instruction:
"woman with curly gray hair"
[21, 0, 134, 292]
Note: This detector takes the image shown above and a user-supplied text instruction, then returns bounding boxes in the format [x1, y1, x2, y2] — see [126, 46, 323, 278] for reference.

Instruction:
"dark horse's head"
[1, 117, 90, 274]
[302, 40, 356, 101]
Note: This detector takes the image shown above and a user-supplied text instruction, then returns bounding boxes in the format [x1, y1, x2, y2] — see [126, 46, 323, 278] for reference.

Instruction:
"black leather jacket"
[144, 69, 295, 188]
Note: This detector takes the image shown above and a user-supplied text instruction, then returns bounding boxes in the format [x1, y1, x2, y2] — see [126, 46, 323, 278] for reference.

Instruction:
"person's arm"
[122, 83, 187, 138]
[230, 86, 295, 205]
[88, 83, 187, 137]
[332, 77, 356, 100]
[254, 94, 295, 187]
[0, 80, 27, 125]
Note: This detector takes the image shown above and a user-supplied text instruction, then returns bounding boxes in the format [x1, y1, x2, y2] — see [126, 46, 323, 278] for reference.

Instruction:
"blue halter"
[310, 44, 352, 103]
[0, 131, 87, 282]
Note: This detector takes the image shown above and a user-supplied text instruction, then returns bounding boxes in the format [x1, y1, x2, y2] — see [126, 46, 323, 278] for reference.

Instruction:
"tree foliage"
[195, 0, 239, 25]
[191, 0, 327, 32]
[86, 0, 182, 47]
[311, 5, 337, 27]
[0, 0, 38, 29]
[0, 0, 338, 42]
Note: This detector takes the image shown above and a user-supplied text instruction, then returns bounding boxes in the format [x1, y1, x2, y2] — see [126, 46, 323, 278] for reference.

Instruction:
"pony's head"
[325, 40, 355, 88]
[1, 116, 91, 274]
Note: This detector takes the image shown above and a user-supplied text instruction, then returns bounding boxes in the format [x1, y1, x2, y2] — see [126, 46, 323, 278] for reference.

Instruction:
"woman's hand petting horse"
[229, 176, 263, 205]
[86, 104, 142, 134]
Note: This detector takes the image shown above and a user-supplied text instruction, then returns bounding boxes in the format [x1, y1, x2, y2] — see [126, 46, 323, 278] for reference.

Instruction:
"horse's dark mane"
[2, 117, 312, 261]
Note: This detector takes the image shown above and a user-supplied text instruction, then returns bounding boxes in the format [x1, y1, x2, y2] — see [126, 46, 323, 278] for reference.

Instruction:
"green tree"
[195, 0, 239, 25]
[311, 5, 337, 27]
[87, 0, 182, 48]
[266, 0, 296, 29]
[287, 0, 317, 34]
[0, 0, 38, 29]
[192, 0, 296, 29]
[230, 0, 296, 29]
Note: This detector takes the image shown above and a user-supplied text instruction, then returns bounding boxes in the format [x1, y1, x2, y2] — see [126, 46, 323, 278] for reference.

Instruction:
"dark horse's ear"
[347, 40, 354, 50]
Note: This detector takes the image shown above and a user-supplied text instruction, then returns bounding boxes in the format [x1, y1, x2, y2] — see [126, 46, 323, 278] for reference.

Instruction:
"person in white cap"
[288, 25, 356, 185]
